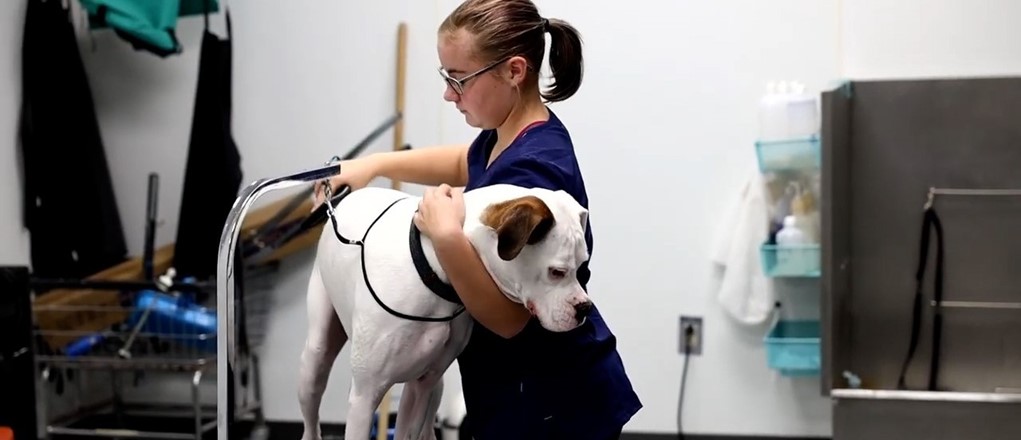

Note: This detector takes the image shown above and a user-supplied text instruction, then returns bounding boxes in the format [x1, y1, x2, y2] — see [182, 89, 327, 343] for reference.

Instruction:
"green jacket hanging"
[78, 0, 219, 57]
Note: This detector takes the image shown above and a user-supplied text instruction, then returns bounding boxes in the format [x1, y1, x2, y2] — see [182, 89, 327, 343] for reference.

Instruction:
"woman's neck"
[490, 96, 549, 165]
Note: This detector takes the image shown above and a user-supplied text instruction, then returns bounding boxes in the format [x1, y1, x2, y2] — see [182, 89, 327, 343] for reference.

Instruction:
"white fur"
[297, 184, 592, 440]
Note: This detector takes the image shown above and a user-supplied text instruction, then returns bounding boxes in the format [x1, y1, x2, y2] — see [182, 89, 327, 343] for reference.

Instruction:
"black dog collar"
[409, 219, 464, 306]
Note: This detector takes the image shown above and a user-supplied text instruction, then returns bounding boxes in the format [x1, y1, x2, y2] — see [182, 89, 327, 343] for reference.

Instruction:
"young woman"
[314, 1, 641, 438]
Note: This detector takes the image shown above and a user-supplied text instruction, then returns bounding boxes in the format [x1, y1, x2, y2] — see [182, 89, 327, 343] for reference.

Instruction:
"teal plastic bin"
[754, 136, 821, 173]
[765, 320, 820, 376]
[760, 243, 821, 278]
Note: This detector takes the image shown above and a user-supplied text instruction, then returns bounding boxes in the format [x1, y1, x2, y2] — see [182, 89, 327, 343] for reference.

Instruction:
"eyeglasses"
[438, 57, 509, 95]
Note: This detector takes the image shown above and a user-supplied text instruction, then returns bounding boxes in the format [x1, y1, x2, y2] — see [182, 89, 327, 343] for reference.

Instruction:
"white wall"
[7, 0, 1021, 437]
[841, 0, 1021, 79]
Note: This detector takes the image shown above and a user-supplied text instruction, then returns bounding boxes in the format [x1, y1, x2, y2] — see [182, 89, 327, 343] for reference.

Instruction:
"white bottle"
[785, 81, 819, 140]
[776, 215, 807, 246]
[758, 81, 787, 142]
[775, 215, 807, 273]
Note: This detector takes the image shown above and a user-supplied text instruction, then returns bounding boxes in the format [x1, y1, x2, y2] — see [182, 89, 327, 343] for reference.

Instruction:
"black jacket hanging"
[898, 206, 945, 391]
[19, 0, 128, 280]
[172, 10, 243, 282]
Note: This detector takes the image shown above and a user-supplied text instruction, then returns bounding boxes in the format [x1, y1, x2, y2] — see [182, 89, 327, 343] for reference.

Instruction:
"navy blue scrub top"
[458, 109, 642, 440]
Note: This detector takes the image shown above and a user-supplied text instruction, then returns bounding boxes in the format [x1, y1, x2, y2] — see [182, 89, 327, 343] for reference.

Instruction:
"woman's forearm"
[432, 229, 531, 339]
[370, 144, 470, 187]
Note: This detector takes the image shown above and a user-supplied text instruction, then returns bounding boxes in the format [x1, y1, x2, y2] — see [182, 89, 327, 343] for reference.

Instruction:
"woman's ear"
[505, 56, 530, 86]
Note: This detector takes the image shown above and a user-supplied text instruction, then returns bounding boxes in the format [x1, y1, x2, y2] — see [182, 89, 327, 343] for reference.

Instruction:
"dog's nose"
[574, 301, 593, 322]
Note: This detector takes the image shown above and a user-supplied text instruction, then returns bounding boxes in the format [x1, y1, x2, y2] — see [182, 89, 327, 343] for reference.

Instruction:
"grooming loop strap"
[323, 190, 465, 323]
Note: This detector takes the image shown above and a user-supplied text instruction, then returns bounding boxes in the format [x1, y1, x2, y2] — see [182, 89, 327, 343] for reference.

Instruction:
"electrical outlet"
[679, 316, 702, 356]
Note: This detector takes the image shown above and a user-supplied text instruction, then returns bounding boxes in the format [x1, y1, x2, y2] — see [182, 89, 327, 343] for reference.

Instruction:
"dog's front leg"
[345, 372, 393, 440]
[417, 376, 444, 440]
[394, 381, 423, 440]
[393, 371, 442, 440]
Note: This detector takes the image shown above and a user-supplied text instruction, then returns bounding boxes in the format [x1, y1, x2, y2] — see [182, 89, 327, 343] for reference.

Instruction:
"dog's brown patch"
[480, 195, 556, 260]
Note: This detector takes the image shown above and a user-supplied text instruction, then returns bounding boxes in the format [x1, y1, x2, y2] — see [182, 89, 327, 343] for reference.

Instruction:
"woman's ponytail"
[542, 18, 584, 103]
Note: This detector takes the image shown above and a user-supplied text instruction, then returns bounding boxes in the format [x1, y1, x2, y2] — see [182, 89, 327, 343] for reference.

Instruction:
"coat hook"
[923, 187, 935, 211]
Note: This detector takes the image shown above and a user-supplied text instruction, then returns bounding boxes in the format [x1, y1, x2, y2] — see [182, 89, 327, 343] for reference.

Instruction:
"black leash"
[322, 182, 466, 323]
[898, 206, 944, 391]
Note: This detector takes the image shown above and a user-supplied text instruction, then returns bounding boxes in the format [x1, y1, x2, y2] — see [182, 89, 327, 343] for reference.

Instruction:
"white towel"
[710, 172, 776, 326]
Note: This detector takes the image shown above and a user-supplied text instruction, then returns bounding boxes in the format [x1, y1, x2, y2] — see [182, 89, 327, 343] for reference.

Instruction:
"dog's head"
[468, 188, 592, 332]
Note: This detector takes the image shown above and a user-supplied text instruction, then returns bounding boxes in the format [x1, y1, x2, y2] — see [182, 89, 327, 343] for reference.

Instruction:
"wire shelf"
[33, 288, 217, 372]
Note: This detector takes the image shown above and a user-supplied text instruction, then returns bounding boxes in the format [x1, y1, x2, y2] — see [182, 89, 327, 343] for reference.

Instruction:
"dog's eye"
[548, 268, 567, 279]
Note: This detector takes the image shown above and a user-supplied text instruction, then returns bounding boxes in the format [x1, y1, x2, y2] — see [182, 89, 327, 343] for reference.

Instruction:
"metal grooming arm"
[216, 164, 342, 440]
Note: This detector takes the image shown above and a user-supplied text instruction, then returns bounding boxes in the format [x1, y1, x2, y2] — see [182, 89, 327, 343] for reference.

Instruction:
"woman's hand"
[311, 156, 379, 212]
[414, 184, 466, 244]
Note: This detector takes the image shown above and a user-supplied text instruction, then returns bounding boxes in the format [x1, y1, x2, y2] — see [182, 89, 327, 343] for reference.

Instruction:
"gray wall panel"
[828, 77, 1021, 392]
[824, 77, 1021, 439]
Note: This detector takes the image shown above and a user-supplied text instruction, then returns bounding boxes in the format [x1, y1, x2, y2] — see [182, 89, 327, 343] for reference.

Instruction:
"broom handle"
[391, 22, 408, 191]
[377, 22, 408, 440]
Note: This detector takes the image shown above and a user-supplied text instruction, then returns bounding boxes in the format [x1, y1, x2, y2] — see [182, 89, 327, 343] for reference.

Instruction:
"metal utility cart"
[24, 108, 406, 440]
[30, 277, 242, 440]
[27, 173, 265, 440]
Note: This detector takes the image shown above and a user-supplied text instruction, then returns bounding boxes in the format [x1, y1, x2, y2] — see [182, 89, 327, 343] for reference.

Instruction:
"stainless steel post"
[216, 164, 341, 440]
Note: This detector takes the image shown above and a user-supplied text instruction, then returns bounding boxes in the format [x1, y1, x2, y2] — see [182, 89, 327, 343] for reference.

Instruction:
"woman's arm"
[433, 228, 532, 339]
[315, 144, 470, 212]
[416, 186, 532, 339]
[371, 144, 470, 187]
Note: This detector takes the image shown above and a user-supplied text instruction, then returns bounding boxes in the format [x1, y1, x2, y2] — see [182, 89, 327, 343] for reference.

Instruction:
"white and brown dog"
[297, 183, 594, 440]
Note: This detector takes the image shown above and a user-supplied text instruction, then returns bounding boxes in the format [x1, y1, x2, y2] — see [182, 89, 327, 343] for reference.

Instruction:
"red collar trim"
[513, 120, 547, 143]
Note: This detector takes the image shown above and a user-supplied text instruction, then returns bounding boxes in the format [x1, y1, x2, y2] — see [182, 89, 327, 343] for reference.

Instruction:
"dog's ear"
[481, 195, 556, 261]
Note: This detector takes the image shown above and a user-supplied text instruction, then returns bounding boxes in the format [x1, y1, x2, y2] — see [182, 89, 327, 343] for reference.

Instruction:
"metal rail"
[832, 388, 1021, 403]
[922, 186, 1021, 311]
[931, 187, 1021, 196]
[924, 186, 1021, 210]
[216, 164, 342, 440]
[931, 299, 1021, 310]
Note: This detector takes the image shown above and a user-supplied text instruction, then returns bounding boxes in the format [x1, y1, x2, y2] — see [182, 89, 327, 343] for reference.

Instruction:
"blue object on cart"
[369, 412, 395, 440]
[65, 332, 105, 357]
[128, 290, 217, 353]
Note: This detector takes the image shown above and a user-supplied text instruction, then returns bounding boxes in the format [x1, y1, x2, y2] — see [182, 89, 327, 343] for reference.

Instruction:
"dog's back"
[312, 186, 468, 365]
[313, 186, 412, 329]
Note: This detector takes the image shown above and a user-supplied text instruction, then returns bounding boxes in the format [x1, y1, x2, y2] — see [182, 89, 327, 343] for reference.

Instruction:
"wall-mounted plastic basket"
[765, 319, 820, 377]
[754, 136, 821, 173]
[760, 242, 820, 277]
